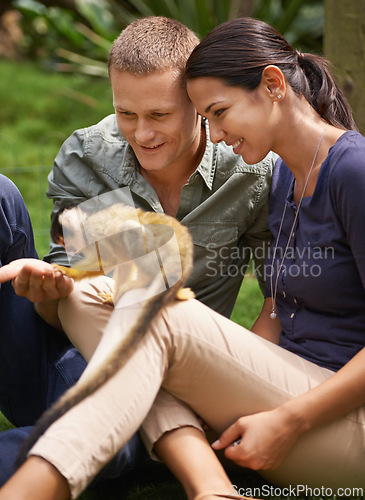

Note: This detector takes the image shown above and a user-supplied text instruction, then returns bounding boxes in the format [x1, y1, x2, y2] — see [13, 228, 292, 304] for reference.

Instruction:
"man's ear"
[262, 65, 286, 101]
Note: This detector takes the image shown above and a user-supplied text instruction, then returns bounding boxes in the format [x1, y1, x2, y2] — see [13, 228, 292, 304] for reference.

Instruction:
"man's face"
[110, 68, 201, 173]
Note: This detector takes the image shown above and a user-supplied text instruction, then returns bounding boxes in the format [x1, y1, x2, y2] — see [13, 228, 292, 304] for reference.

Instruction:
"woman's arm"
[213, 346, 365, 470]
[250, 297, 282, 344]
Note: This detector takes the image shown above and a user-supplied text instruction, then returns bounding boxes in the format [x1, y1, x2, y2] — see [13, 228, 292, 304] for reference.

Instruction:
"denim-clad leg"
[0, 426, 148, 486]
[0, 174, 84, 426]
[0, 175, 147, 485]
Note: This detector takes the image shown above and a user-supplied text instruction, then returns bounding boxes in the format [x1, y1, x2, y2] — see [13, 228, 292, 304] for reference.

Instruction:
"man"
[0, 16, 275, 490]
[44, 16, 273, 319]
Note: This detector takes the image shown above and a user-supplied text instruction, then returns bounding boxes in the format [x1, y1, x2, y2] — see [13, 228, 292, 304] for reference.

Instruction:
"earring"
[277, 94, 282, 100]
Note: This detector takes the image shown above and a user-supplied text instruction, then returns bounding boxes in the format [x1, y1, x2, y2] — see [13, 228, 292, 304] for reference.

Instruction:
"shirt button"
[290, 313, 295, 319]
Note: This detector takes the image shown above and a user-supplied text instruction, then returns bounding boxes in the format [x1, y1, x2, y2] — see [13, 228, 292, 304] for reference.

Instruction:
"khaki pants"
[30, 277, 365, 498]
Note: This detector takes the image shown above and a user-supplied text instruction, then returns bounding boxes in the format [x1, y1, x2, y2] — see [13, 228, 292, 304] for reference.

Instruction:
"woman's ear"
[262, 65, 286, 102]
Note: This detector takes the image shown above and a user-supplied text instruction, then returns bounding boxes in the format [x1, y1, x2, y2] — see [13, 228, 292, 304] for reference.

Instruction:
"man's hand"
[212, 406, 303, 471]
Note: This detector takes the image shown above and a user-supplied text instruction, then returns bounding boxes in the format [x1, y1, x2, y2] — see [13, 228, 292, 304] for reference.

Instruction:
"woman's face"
[187, 76, 276, 165]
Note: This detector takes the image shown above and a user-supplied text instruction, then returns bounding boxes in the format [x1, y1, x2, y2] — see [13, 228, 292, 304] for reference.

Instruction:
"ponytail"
[295, 52, 358, 131]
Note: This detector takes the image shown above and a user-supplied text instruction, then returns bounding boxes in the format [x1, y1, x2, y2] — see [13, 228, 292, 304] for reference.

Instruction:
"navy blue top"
[266, 131, 365, 372]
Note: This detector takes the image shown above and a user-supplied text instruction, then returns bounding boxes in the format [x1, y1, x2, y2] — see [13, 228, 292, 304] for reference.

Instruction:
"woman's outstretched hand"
[0, 258, 74, 302]
[212, 406, 304, 470]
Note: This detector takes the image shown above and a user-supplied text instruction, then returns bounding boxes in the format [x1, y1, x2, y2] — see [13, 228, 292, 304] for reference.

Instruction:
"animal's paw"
[98, 291, 114, 305]
[176, 287, 195, 301]
[51, 263, 102, 281]
[52, 263, 84, 280]
[52, 263, 69, 275]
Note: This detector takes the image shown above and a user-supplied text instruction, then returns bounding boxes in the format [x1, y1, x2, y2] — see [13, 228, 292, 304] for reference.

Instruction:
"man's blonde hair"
[108, 16, 199, 77]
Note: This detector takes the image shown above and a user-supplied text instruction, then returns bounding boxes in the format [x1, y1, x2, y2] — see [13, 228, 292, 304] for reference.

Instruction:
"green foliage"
[255, 0, 324, 51]
[11, 0, 324, 77]
[113, 0, 237, 37]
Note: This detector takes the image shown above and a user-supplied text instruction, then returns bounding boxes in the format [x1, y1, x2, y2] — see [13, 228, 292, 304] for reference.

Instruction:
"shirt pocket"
[186, 221, 238, 249]
[183, 221, 242, 315]
[184, 221, 240, 287]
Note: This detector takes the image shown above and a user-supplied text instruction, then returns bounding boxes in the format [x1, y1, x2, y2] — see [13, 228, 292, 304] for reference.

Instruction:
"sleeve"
[44, 129, 92, 265]
[0, 175, 38, 266]
[330, 139, 365, 289]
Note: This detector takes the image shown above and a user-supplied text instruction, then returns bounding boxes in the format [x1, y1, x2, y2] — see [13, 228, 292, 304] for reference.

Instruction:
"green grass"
[231, 274, 263, 328]
[0, 60, 267, 498]
[0, 59, 113, 256]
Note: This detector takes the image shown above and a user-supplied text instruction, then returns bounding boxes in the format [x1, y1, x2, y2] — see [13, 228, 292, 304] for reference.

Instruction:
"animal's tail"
[15, 286, 175, 469]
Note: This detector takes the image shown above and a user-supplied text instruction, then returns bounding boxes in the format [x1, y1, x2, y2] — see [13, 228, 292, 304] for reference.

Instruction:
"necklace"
[269, 123, 329, 320]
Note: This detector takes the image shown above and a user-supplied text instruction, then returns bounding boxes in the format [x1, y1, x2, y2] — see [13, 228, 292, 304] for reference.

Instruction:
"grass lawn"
[0, 60, 272, 498]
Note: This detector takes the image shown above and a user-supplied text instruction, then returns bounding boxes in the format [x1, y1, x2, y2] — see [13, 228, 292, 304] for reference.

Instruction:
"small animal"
[16, 202, 194, 467]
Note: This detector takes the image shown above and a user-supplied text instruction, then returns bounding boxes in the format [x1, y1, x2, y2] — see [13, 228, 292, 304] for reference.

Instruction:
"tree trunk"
[324, 0, 365, 133]
[0, 0, 13, 18]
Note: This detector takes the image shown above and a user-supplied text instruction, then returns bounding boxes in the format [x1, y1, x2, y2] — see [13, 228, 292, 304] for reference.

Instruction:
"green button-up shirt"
[45, 114, 276, 318]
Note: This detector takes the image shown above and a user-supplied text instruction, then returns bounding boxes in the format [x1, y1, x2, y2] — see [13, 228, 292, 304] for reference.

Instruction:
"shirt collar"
[194, 121, 216, 190]
[119, 121, 217, 190]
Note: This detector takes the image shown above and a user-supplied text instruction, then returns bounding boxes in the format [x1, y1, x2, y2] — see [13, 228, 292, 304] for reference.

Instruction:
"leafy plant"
[255, 0, 323, 50]
[11, 0, 324, 77]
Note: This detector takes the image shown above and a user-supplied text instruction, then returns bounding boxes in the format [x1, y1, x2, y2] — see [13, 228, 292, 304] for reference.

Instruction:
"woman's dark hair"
[185, 18, 358, 131]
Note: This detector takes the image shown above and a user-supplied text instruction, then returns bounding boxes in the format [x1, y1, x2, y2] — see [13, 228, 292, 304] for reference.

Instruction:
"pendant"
[270, 311, 277, 320]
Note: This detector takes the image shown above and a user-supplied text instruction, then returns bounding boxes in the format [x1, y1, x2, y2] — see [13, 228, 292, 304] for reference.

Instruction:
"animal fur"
[15, 203, 194, 468]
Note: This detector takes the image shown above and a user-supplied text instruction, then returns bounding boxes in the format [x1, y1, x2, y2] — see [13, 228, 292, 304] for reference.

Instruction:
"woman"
[1, 18, 364, 500]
